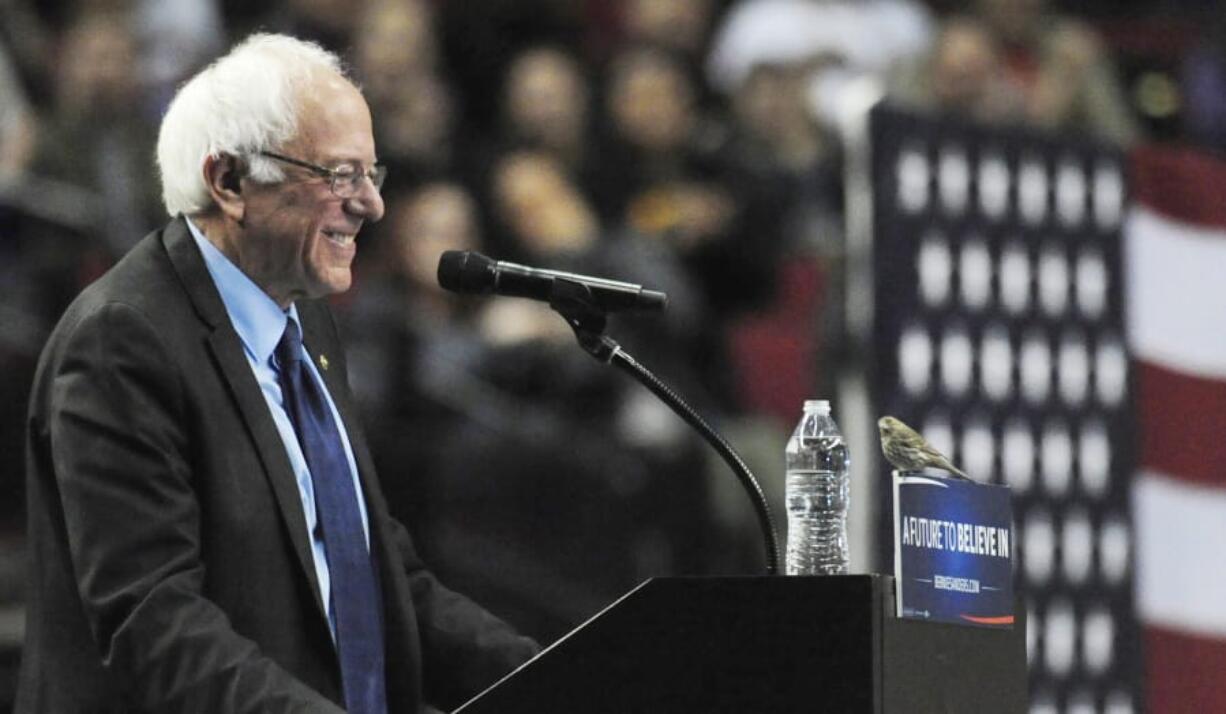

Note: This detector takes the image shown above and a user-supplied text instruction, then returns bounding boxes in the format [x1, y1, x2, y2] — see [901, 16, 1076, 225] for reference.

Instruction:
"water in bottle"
[785, 399, 850, 575]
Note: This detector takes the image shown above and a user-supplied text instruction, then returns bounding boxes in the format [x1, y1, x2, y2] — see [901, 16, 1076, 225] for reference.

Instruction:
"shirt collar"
[186, 216, 300, 366]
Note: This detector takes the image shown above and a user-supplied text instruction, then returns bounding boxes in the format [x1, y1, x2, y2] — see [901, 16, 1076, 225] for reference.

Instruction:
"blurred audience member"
[434, 0, 586, 132]
[706, 0, 933, 106]
[600, 47, 730, 250]
[730, 62, 831, 179]
[487, 149, 707, 393]
[0, 1, 54, 108]
[385, 184, 484, 323]
[704, 0, 933, 188]
[603, 46, 790, 319]
[29, 9, 163, 257]
[602, 46, 794, 410]
[343, 183, 493, 474]
[720, 55, 842, 297]
[620, 0, 718, 71]
[501, 47, 593, 183]
[376, 72, 458, 190]
[134, 0, 225, 109]
[975, 0, 1140, 145]
[490, 150, 602, 264]
[0, 10, 131, 541]
[353, 0, 455, 189]
[1181, 11, 1226, 153]
[0, 42, 35, 180]
[355, 0, 438, 104]
[889, 16, 1026, 125]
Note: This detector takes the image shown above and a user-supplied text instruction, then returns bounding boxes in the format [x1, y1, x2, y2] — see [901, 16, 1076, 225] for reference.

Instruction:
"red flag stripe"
[1135, 360, 1226, 488]
[1146, 625, 1226, 713]
[1131, 146, 1226, 714]
[1132, 146, 1226, 230]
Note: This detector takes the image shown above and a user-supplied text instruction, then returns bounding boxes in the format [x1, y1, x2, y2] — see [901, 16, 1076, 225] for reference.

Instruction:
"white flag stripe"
[1126, 207, 1226, 380]
[1134, 471, 1226, 636]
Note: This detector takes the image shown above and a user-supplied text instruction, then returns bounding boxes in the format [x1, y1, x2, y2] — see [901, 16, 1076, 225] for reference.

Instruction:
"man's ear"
[203, 154, 246, 223]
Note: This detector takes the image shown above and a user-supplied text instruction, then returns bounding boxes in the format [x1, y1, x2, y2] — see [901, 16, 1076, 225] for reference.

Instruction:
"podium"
[455, 574, 1026, 713]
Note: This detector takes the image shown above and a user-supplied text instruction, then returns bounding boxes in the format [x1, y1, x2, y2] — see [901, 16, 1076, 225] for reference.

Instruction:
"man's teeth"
[323, 230, 355, 246]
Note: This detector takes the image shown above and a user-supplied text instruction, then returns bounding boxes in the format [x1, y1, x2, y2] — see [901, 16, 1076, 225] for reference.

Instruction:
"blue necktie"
[276, 319, 387, 714]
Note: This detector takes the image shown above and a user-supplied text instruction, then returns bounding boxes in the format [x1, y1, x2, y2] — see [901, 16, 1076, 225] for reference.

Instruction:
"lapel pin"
[319, 354, 329, 371]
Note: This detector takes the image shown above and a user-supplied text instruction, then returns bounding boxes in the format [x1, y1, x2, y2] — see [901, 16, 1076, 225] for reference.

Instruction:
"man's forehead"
[286, 78, 376, 161]
[297, 73, 366, 114]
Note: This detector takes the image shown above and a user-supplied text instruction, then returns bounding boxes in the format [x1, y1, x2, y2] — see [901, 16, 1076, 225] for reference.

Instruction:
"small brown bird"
[877, 416, 970, 480]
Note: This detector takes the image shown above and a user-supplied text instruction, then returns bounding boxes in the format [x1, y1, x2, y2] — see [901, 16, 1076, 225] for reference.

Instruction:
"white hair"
[156, 33, 348, 216]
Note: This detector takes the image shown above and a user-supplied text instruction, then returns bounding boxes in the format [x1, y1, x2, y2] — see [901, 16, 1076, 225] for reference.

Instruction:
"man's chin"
[308, 270, 353, 300]
[326, 275, 353, 297]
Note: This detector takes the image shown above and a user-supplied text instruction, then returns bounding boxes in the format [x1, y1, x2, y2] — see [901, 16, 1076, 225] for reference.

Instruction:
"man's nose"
[346, 177, 385, 222]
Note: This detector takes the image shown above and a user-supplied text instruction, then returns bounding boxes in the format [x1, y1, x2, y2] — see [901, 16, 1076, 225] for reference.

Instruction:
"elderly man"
[18, 34, 538, 713]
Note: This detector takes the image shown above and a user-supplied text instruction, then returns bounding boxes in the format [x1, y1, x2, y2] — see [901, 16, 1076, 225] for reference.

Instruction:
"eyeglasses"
[257, 151, 388, 197]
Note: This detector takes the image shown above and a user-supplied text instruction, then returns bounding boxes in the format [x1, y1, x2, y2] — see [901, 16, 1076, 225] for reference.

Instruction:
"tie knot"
[276, 319, 303, 369]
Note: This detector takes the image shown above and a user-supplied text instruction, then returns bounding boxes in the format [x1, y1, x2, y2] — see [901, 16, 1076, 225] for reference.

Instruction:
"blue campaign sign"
[893, 474, 1015, 628]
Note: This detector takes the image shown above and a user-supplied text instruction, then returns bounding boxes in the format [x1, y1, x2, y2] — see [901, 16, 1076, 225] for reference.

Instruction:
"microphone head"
[437, 250, 496, 294]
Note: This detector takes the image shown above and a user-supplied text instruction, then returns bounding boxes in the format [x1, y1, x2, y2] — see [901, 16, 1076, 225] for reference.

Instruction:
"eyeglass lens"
[332, 165, 386, 196]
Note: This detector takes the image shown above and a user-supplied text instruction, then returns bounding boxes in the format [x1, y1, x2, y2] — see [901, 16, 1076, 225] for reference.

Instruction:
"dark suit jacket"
[18, 218, 538, 713]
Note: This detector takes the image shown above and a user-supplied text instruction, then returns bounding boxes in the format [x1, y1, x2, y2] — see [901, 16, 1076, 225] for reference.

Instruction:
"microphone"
[437, 251, 668, 312]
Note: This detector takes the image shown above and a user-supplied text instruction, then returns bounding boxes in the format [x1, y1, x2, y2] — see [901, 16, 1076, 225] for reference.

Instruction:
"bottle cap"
[804, 399, 831, 415]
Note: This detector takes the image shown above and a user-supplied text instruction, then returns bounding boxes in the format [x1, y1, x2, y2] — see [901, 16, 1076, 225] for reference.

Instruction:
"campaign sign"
[893, 474, 1014, 628]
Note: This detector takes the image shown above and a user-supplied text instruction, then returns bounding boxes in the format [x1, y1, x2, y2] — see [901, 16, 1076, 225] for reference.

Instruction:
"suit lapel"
[162, 219, 327, 621]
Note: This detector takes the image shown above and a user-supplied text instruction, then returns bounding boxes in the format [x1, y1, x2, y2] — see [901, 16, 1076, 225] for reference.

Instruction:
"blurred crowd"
[0, 0, 1216, 645]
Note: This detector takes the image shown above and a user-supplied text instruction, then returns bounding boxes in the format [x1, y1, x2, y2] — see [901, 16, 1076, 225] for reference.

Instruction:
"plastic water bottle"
[785, 399, 850, 575]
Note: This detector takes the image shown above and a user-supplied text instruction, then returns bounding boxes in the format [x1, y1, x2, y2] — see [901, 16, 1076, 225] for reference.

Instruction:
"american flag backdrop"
[866, 105, 1141, 712]
[1128, 146, 1226, 714]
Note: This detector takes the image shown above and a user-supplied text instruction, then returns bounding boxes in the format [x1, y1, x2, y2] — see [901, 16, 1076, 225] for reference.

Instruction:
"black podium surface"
[456, 574, 1026, 713]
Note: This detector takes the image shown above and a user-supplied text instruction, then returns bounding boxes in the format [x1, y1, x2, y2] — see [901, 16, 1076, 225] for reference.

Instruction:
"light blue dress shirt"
[187, 217, 370, 640]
